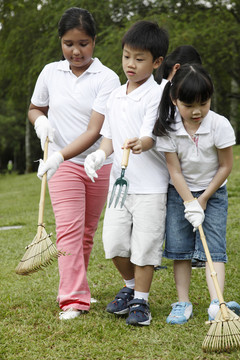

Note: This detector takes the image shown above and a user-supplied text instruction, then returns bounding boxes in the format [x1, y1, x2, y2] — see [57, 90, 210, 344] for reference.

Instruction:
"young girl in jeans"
[28, 7, 120, 320]
[154, 45, 204, 270]
[153, 63, 240, 324]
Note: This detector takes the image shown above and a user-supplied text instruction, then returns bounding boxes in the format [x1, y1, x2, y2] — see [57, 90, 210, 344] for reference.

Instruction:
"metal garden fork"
[109, 139, 130, 208]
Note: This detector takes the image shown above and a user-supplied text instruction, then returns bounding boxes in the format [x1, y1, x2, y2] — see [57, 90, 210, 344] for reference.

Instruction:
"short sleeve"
[31, 65, 49, 107]
[155, 134, 177, 152]
[100, 93, 113, 139]
[139, 87, 163, 140]
[214, 116, 236, 149]
[92, 76, 120, 115]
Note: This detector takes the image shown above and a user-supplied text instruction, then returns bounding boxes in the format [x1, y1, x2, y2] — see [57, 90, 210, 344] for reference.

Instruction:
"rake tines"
[15, 225, 63, 275]
[199, 225, 240, 353]
[202, 308, 240, 352]
[15, 138, 64, 276]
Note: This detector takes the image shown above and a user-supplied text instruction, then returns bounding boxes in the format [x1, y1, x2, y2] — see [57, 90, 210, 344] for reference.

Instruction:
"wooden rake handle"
[37, 138, 48, 235]
[198, 224, 229, 320]
[121, 139, 130, 168]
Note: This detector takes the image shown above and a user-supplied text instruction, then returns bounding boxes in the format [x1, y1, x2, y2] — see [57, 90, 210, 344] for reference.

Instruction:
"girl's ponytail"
[153, 81, 175, 136]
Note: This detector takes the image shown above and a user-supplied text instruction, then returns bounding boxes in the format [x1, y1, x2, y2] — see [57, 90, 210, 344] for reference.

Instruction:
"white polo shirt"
[31, 58, 120, 164]
[156, 109, 236, 191]
[101, 75, 169, 194]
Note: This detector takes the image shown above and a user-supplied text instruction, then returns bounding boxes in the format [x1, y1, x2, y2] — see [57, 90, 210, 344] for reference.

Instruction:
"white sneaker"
[208, 299, 219, 320]
[59, 308, 82, 320]
[208, 299, 240, 320]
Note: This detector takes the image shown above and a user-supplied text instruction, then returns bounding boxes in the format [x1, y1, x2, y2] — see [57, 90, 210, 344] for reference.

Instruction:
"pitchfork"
[109, 139, 130, 208]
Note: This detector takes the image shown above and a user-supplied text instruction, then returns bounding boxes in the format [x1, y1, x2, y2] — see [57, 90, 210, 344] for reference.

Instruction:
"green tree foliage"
[161, 0, 240, 139]
[0, 0, 239, 172]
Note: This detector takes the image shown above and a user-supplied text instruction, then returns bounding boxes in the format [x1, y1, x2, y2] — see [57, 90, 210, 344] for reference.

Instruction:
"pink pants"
[48, 161, 111, 311]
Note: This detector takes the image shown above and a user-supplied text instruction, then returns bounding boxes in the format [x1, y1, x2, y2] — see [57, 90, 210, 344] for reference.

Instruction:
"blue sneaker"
[208, 299, 240, 320]
[227, 301, 240, 316]
[106, 286, 134, 315]
[166, 302, 193, 324]
[126, 298, 152, 326]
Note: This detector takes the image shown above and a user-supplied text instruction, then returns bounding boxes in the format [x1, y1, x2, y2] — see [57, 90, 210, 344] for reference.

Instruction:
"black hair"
[58, 7, 96, 39]
[155, 45, 202, 84]
[122, 20, 169, 61]
[153, 63, 214, 136]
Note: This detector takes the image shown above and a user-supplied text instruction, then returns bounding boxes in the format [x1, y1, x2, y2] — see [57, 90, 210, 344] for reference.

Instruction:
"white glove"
[184, 199, 205, 231]
[84, 149, 106, 182]
[34, 115, 55, 151]
[37, 151, 64, 181]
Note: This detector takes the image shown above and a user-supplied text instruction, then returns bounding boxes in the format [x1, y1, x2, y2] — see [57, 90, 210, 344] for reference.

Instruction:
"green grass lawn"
[1, 147, 240, 360]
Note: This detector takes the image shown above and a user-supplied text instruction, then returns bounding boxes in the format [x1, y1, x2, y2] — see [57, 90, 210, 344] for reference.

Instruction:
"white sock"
[124, 278, 135, 289]
[134, 291, 149, 302]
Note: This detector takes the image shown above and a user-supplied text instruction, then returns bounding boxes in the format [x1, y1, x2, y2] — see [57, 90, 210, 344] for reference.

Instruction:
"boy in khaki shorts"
[84, 20, 169, 326]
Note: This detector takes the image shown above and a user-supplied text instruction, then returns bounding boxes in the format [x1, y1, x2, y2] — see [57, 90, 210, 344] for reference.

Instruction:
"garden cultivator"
[109, 139, 130, 208]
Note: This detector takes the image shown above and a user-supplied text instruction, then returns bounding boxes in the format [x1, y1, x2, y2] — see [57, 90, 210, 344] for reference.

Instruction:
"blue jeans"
[163, 185, 228, 262]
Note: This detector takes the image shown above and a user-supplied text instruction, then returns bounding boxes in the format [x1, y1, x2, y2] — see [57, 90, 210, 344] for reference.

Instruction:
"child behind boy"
[154, 45, 205, 270]
[84, 20, 169, 326]
[153, 63, 240, 324]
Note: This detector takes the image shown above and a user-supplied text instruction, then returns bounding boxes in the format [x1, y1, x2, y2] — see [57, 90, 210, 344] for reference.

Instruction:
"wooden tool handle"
[37, 138, 48, 232]
[198, 225, 229, 320]
[121, 139, 130, 168]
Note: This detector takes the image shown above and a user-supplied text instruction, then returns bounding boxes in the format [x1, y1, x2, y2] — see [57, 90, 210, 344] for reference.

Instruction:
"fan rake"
[15, 139, 64, 275]
[199, 225, 240, 352]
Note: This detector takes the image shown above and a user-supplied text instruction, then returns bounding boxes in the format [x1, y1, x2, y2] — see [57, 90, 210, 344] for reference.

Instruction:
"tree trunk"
[230, 79, 240, 144]
[25, 115, 32, 173]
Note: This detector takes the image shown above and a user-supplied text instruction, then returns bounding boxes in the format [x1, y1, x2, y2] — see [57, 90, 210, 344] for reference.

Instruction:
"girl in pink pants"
[48, 162, 111, 312]
[28, 7, 120, 320]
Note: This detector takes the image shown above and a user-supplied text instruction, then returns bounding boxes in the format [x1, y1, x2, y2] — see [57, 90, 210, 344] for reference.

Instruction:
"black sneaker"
[154, 265, 167, 271]
[126, 298, 152, 326]
[192, 259, 205, 268]
[106, 286, 134, 315]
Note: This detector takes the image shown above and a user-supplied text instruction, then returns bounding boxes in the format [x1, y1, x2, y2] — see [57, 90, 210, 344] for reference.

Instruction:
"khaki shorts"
[102, 193, 167, 266]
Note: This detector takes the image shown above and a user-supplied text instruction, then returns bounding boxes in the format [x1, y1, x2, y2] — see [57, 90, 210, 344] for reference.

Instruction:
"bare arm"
[28, 104, 49, 124]
[165, 152, 194, 202]
[60, 110, 104, 160]
[99, 137, 114, 158]
[166, 152, 206, 229]
[198, 146, 233, 209]
[125, 136, 154, 154]
[166, 147, 233, 210]
[29, 102, 106, 160]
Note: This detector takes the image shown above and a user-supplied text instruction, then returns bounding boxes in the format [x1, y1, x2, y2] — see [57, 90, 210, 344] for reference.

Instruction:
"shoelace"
[210, 299, 219, 305]
[171, 303, 186, 315]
